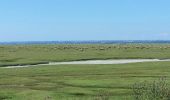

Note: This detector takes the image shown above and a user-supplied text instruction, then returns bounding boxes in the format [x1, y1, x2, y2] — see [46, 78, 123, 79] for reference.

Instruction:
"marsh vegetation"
[1, 44, 170, 67]
[0, 44, 170, 100]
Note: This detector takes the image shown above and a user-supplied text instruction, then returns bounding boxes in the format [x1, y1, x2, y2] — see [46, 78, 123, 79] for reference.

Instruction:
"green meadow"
[0, 44, 170, 100]
[1, 44, 170, 66]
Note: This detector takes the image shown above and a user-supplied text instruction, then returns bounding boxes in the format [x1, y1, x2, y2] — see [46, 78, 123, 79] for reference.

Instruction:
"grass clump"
[132, 77, 170, 100]
[93, 90, 111, 100]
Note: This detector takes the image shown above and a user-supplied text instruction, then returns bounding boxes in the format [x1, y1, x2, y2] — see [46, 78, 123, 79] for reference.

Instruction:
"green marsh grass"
[0, 61, 169, 99]
[1, 44, 170, 67]
[0, 44, 170, 99]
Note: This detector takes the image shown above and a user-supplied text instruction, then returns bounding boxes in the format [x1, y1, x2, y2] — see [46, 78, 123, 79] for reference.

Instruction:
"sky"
[0, 0, 170, 42]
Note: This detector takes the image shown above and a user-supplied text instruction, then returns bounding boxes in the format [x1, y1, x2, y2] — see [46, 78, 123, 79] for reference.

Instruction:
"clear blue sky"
[0, 0, 170, 42]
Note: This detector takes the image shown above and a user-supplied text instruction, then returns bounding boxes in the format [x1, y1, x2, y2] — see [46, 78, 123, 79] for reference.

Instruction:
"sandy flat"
[3, 59, 170, 68]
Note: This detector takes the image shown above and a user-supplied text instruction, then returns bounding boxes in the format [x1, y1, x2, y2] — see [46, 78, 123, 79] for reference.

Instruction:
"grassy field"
[0, 44, 170, 100]
[0, 62, 170, 100]
[1, 44, 170, 66]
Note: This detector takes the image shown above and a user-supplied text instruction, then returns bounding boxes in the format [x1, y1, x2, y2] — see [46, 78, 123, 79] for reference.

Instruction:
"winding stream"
[3, 59, 170, 68]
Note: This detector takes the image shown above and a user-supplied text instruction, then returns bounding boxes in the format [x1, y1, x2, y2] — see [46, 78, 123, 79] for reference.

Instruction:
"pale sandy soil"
[3, 59, 170, 68]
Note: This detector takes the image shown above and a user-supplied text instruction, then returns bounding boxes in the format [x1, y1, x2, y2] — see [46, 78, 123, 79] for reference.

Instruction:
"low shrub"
[132, 77, 170, 100]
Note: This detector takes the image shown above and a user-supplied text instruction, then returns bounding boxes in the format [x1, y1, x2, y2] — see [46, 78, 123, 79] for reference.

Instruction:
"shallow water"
[3, 59, 170, 68]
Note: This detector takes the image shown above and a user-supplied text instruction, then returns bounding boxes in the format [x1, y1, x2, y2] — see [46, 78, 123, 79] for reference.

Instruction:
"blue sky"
[0, 0, 170, 41]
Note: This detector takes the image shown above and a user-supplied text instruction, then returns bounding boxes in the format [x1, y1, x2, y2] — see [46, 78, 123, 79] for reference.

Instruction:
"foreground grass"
[132, 78, 170, 100]
[0, 61, 170, 99]
[1, 44, 170, 66]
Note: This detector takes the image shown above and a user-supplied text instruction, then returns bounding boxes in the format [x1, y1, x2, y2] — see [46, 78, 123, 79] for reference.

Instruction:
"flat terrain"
[0, 62, 170, 100]
[0, 44, 170, 100]
[1, 44, 170, 67]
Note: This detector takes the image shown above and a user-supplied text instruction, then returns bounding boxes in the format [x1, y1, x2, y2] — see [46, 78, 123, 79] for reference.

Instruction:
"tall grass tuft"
[132, 77, 170, 100]
[93, 90, 110, 100]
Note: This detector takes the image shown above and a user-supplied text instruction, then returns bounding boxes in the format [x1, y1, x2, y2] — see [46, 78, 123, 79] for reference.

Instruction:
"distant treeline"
[1, 40, 170, 45]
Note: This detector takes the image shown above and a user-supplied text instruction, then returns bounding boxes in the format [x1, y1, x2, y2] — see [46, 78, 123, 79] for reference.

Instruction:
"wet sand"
[3, 59, 170, 68]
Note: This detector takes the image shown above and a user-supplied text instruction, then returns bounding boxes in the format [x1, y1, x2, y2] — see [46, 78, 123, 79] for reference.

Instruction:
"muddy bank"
[2, 59, 170, 68]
